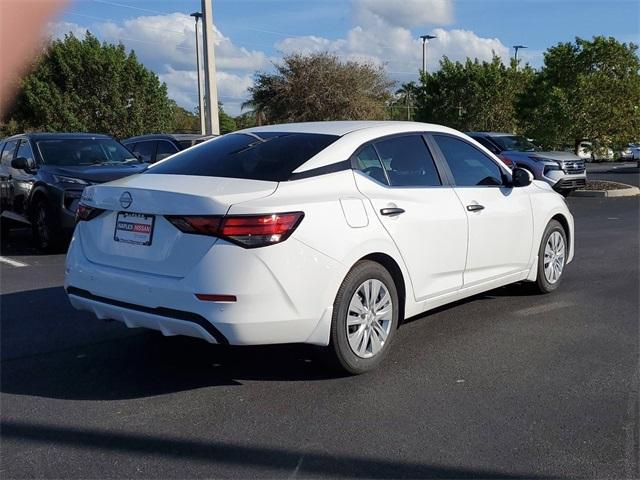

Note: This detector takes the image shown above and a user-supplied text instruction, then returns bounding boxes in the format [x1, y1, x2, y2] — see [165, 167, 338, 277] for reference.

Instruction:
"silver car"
[467, 132, 587, 196]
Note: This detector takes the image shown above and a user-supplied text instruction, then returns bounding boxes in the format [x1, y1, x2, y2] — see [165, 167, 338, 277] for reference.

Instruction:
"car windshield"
[147, 132, 339, 181]
[36, 138, 139, 166]
[492, 135, 541, 152]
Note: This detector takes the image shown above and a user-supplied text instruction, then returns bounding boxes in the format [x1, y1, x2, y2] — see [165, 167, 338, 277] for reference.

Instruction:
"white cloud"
[47, 21, 87, 40]
[354, 0, 454, 27]
[159, 68, 253, 115]
[48, 15, 265, 115]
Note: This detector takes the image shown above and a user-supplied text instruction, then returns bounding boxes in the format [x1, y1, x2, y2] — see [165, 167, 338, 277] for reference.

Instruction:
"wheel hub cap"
[544, 231, 565, 284]
[346, 279, 393, 359]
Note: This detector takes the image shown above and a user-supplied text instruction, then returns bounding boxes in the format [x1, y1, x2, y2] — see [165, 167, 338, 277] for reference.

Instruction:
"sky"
[50, 0, 639, 115]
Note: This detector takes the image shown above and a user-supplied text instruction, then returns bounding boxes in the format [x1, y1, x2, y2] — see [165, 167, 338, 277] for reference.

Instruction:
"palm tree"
[395, 82, 418, 121]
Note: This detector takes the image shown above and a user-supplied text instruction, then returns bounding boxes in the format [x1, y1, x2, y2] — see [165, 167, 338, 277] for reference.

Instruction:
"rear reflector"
[195, 294, 237, 302]
[166, 212, 304, 248]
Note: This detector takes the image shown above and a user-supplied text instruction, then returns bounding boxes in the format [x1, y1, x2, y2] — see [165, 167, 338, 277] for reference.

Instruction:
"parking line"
[0, 256, 28, 268]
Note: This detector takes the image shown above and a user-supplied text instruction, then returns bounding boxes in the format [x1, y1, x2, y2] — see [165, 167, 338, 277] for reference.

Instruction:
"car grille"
[562, 160, 585, 174]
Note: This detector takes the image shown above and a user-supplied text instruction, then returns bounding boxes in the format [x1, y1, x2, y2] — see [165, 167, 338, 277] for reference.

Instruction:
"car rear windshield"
[147, 132, 339, 181]
[36, 138, 138, 166]
[491, 135, 541, 152]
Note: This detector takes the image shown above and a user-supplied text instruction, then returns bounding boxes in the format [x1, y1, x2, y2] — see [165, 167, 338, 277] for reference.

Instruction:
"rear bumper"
[64, 229, 345, 346]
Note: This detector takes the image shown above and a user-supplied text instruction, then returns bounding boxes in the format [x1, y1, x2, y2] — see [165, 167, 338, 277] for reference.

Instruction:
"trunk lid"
[79, 173, 278, 277]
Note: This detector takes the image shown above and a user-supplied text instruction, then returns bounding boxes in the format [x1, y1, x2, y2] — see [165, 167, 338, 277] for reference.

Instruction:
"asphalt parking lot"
[1, 171, 638, 478]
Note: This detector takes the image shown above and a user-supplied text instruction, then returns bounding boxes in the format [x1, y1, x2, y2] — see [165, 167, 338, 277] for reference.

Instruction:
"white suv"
[66, 122, 574, 374]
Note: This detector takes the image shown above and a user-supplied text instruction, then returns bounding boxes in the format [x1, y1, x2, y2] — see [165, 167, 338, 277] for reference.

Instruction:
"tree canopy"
[245, 52, 394, 123]
[5, 32, 173, 138]
[518, 36, 640, 150]
[415, 56, 534, 133]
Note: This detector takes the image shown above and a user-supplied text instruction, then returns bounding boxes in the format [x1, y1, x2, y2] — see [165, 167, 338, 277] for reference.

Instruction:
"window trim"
[1, 139, 22, 166]
[154, 139, 180, 162]
[427, 132, 511, 188]
[350, 132, 453, 189]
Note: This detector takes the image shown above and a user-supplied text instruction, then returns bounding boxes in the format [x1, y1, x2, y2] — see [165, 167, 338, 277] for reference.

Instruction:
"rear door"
[431, 134, 533, 286]
[353, 134, 468, 301]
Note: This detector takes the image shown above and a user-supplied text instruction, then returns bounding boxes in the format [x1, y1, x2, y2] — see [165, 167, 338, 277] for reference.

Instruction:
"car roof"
[466, 131, 515, 138]
[237, 121, 467, 173]
[3, 132, 113, 141]
[123, 133, 213, 143]
[242, 120, 466, 136]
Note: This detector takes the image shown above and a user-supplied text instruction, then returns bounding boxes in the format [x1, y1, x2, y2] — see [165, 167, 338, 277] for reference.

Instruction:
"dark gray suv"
[467, 132, 587, 196]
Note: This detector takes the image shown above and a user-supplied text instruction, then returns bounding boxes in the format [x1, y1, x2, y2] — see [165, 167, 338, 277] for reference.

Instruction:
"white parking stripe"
[0, 256, 28, 268]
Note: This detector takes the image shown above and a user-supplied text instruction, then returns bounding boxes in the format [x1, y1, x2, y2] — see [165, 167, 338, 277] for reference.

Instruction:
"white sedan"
[65, 121, 574, 374]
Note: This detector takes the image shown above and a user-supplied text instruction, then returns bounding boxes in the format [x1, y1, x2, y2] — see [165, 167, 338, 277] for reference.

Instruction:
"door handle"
[466, 204, 485, 212]
[380, 207, 405, 216]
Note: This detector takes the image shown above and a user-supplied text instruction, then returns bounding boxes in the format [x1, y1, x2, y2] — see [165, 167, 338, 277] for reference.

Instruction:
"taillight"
[498, 154, 515, 168]
[76, 203, 104, 222]
[166, 212, 304, 248]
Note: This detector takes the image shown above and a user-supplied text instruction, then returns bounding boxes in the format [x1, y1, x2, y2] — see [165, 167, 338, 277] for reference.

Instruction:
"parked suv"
[467, 132, 586, 196]
[122, 134, 214, 164]
[0, 133, 146, 250]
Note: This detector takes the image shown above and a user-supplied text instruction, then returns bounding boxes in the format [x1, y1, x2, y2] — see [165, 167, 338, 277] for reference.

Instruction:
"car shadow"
[402, 282, 540, 326]
[0, 226, 69, 256]
[0, 285, 343, 401]
[1, 420, 543, 479]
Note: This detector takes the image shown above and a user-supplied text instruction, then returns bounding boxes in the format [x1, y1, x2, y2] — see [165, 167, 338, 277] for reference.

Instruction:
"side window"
[472, 136, 500, 154]
[353, 145, 388, 185]
[374, 135, 441, 187]
[16, 140, 35, 164]
[132, 141, 156, 163]
[155, 141, 179, 162]
[434, 135, 504, 187]
[1, 140, 18, 166]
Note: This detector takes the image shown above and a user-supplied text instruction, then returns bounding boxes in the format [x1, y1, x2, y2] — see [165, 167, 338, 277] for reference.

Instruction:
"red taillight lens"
[76, 203, 104, 222]
[498, 154, 515, 168]
[166, 212, 304, 248]
[166, 216, 222, 236]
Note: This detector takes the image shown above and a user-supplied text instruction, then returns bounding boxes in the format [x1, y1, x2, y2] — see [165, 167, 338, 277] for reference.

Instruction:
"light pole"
[201, 0, 220, 135]
[513, 44, 528, 62]
[420, 34, 437, 74]
[190, 12, 205, 135]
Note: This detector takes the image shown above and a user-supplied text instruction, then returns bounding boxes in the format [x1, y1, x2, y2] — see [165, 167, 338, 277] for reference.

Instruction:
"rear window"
[147, 132, 339, 182]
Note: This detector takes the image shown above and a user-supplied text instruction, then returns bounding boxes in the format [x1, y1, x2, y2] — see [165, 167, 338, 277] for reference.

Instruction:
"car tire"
[326, 260, 400, 375]
[534, 220, 567, 294]
[32, 199, 61, 252]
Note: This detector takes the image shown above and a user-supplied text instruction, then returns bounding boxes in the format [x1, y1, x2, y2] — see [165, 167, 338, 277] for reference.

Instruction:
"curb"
[573, 182, 640, 198]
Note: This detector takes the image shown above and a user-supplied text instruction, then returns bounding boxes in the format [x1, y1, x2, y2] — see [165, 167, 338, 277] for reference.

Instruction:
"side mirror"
[511, 167, 532, 187]
[11, 157, 31, 171]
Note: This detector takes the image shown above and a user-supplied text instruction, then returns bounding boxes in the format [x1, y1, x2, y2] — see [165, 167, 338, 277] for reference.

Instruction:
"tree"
[518, 36, 640, 150]
[246, 52, 394, 123]
[388, 82, 418, 121]
[218, 104, 237, 134]
[415, 55, 534, 132]
[169, 101, 199, 133]
[6, 32, 173, 138]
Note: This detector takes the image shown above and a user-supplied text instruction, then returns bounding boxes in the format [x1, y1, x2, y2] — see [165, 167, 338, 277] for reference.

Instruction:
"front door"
[353, 134, 468, 301]
[431, 134, 534, 286]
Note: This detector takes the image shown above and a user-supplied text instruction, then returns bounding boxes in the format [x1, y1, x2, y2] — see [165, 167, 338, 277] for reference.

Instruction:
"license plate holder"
[114, 212, 155, 246]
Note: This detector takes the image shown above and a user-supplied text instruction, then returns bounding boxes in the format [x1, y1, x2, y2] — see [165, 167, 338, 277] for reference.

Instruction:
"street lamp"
[420, 34, 437, 74]
[190, 12, 205, 135]
[513, 44, 528, 62]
